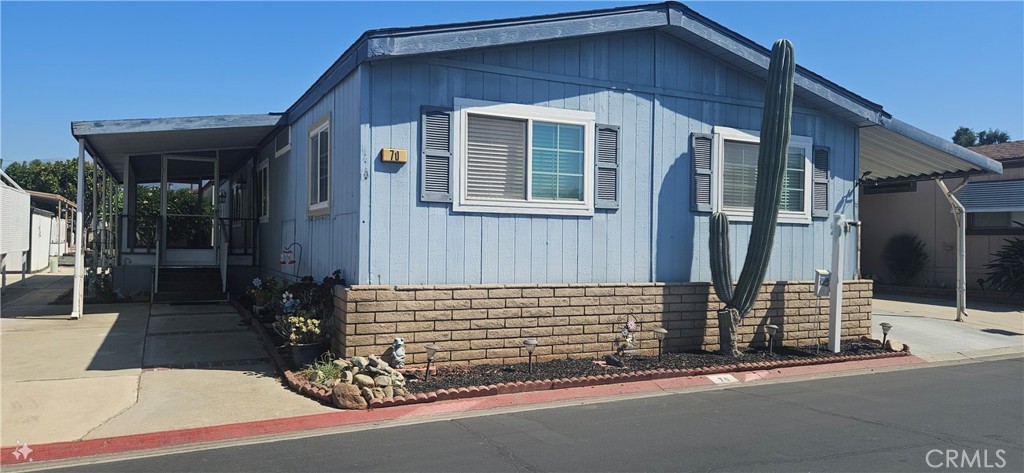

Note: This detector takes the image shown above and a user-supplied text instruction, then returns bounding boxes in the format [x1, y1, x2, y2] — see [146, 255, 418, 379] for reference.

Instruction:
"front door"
[162, 155, 218, 266]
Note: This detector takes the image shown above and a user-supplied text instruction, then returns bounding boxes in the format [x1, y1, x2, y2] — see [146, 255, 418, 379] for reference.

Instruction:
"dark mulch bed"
[406, 342, 885, 393]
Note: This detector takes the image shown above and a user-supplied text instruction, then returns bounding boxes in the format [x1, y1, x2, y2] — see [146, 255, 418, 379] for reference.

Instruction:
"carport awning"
[957, 179, 1024, 213]
[71, 114, 283, 182]
[860, 118, 1003, 182]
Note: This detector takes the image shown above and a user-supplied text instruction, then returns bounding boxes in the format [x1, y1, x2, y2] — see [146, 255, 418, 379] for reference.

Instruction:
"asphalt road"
[42, 358, 1024, 472]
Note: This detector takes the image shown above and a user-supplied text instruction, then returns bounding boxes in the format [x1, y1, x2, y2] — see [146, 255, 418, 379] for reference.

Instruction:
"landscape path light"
[765, 324, 779, 355]
[523, 338, 539, 373]
[424, 343, 440, 381]
[653, 327, 668, 361]
[880, 322, 893, 347]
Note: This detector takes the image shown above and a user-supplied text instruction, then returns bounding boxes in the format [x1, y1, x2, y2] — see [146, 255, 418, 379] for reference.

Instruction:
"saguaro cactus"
[709, 39, 796, 357]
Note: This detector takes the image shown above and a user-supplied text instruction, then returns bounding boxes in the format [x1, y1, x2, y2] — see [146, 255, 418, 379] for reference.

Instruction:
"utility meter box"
[814, 269, 831, 297]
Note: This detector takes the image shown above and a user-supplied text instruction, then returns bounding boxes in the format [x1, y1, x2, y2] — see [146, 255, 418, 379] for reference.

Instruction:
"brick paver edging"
[231, 299, 910, 409]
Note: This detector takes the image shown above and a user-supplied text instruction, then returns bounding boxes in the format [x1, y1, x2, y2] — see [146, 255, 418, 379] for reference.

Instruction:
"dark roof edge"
[71, 114, 283, 138]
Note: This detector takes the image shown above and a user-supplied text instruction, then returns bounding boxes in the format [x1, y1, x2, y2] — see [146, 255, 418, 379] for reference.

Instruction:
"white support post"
[936, 178, 968, 322]
[828, 213, 861, 353]
[828, 214, 846, 353]
[71, 138, 86, 319]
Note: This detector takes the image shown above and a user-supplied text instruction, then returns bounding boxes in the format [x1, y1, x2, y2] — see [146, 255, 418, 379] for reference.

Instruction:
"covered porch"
[70, 114, 281, 308]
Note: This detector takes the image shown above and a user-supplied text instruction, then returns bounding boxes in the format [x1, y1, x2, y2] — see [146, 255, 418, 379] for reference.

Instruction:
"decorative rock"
[351, 356, 369, 369]
[390, 372, 406, 387]
[604, 354, 624, 367]
[374, 375, 392, 387]
[332, 383, 367, 410]
[360, 386, 375, 403]
[393, 386, 409, 397]
[383, 386, 394, 398]
[333, 358, 352, 369]
[368, 354, 393, 373]
[309, 370, 325, 384]
[885, 340, 905, 352]
[339, 370, 354, 384]
[372, 387, 386, 399]
[353, 374, 375, 388]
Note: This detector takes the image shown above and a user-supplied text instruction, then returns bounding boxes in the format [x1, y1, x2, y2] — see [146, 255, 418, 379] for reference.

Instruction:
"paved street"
[35, 357, 1023, 473]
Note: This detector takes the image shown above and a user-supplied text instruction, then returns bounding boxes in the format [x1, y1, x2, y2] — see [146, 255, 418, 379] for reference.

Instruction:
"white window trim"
[713, 126, 813, 225]
[274, 127, 291, 158]
[453, 98, 595, 216]
[307, 118, 331, 214]
[257, 159, 270, 223]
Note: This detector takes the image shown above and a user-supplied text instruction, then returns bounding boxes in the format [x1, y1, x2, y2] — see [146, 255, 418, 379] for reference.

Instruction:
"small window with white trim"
[453, 98, 595, 216]
[257, 159, 269, 223]
[715, 126, 814, 224]
[307, 118, 330, 214]
[274, 127, 291, 157]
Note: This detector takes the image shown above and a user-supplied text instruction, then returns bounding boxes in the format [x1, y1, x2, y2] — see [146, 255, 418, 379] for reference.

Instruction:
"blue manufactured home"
[72, 2, 1001, 302]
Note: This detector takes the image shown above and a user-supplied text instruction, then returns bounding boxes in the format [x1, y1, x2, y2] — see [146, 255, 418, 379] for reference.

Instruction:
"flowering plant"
[247, 277, 279, 306]
[275, 310, 328, 345]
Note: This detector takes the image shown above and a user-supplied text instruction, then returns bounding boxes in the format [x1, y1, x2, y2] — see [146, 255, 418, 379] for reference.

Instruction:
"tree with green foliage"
[3, 158, 95, 217]
[977, 129, 1011, 145]
[952, 126, 977, 147]
[952, 127, 1011, 147]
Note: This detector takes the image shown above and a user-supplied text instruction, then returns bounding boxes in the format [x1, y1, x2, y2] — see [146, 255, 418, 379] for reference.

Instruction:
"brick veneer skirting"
[331, 280, 873, 366]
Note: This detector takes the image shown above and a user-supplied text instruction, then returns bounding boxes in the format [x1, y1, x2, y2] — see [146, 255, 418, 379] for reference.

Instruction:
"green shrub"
[883, 233, 929, 285]
[984, 238, 1024, 294]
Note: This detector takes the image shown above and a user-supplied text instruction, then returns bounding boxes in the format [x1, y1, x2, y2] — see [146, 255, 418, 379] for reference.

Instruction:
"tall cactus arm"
[731, 39, 796, 316]
[709, 212, 734, 305]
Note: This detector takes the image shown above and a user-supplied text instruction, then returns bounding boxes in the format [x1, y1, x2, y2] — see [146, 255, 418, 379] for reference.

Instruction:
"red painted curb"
[0, 353, 924, 466]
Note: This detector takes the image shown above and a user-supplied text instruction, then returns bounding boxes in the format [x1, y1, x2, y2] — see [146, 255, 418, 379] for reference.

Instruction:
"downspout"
[935, 178, 968, 322]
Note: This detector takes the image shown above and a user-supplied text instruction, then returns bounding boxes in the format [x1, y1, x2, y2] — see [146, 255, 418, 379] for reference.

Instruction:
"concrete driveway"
[872, 293, 1023, 361]
[1, 273, 332, 447]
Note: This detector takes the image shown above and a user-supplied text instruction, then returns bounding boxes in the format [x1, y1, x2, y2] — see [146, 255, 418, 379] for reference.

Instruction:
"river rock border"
[232, 299, 910, 409]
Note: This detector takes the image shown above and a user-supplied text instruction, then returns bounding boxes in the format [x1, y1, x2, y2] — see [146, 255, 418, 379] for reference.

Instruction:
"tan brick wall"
[332, 280, 873, 366]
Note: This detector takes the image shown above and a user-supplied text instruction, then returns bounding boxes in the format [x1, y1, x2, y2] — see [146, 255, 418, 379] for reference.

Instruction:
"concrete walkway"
[1, 273, 332, 447]
[873, 293, 1023, 361]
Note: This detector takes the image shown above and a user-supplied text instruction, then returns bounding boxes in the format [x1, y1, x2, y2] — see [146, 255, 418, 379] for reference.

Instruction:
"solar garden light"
[765, 324, 779, 355]
[879, 323, 893, 347]
[423, 343, 440, 381]
[523, 338, 539, 373]
[652, 327, 668, 361]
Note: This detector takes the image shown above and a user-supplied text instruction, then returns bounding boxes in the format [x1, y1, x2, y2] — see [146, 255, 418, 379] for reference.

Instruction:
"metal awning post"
[71, 139, 86, 319]
[935, 178, 968, 322]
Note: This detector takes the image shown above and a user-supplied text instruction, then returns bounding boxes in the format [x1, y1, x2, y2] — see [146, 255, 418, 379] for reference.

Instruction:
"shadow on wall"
[654, 148, 696, 283]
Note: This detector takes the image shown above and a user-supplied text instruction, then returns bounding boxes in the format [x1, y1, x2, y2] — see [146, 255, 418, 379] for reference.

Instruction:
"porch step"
[155, 267, 225, 303]
[153, 291, 227, 303]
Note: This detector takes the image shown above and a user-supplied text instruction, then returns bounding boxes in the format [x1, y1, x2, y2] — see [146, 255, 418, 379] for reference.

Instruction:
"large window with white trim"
[454, 99, 595, 216]
[307, 119, 330, 213]
[715, 126, 814, 223]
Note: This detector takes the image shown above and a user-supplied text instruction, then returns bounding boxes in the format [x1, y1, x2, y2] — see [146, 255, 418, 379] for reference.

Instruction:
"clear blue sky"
[2, 1, 1022, 163]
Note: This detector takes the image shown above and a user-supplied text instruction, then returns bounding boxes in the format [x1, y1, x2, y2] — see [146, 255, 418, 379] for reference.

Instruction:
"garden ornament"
[391, 337, 406, 368]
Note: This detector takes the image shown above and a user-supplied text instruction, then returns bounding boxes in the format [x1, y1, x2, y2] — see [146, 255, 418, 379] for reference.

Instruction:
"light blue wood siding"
[362, 31, 858, 285]
[260, 70, 363, 284]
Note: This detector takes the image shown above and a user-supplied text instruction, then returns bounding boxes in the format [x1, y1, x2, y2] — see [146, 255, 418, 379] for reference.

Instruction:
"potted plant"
[274, 291, 331, 368]
[247, 277, 280, 323]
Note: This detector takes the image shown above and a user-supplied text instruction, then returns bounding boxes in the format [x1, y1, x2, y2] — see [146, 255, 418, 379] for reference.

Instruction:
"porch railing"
[219, 217, 259, 265]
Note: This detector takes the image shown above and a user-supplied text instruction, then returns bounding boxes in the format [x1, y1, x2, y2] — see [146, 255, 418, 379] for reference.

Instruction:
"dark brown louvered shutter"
[812, 145, 830, 218]
[691, 133, 715, 212]
[420, 107, 453, 203]
[595, 124, 619, 210]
